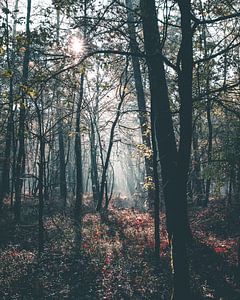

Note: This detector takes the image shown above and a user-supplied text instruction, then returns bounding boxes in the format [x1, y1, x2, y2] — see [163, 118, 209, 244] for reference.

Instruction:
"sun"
[69, 36, 85, 56]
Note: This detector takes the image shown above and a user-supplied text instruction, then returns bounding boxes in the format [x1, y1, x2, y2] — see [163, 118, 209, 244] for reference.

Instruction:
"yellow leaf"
[0, 46, 5, 56]
[1, 69, 13, 78]
[20, 102, 26, 109]
[27, 89, 38, 98]
[68, 131, 77, 138]
[3, 91, 8, 99]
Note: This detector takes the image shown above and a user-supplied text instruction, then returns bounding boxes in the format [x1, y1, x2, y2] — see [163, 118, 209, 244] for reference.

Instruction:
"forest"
[0, 0, 239, 299]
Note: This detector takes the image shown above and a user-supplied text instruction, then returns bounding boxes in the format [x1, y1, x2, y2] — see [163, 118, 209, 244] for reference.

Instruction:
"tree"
[14, 0, 32, 223]
[125, 0, 155, 211]
[140, 0, 193, 298]
[96, 60, 130, 211]
[0, 0, 17, 212]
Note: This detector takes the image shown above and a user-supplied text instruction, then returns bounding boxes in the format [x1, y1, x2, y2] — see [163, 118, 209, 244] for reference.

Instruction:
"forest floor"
[0, 197, 239, 300]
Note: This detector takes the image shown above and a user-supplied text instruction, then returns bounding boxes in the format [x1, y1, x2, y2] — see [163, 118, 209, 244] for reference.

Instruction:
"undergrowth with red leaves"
[0, 198, 239, 299]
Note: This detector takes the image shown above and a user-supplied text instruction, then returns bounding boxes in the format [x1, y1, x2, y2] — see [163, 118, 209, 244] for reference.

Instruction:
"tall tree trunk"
[150, 106, 161, 264]
[58, 114, 67, 209]
[10, 115, 17, 208]
[73, 0, 88, 254]
[90, 117, 100, 205]
[204, 97, 212, 206]
[0, 4, 13, 201]
[0, 74, 14, 211]
[228, 164, 234, 205]
[126, 0, 155, 211]
[89, 71, 100, 204]
[74, 73, 84, 254]
[0, 0, 19, 212]
[34, 100, 45, 253]
[201, 15, 213, 207]
[192, 124, 203, 204]
[140, 0, 192, 298]
[55, 9, 67, 209]
[177, 0, 193, 239]
[14, 0, 31, 222]
[75, 74, 84, 219]
[173, 2, 193, 298]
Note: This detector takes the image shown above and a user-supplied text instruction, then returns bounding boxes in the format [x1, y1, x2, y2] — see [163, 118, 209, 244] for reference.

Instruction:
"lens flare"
[69, 36, 85, 56]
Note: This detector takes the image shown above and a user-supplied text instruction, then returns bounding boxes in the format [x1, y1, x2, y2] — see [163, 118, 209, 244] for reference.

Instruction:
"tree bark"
[201, 11, 213, 207]
[150, 105, 161, 264]
[55, 9, 67, 209]
[14, 0, 31, 223]
[90, 117, 100, 205]
[204, 97, 212, 206]
[0, 73, 14, 211]
[74, 73, 84, 255]
[58, 113, 67, 209]
[126, 0, 155, 211]
[140, 0, 192, 298]
[75, 74, 84, 219]
[192, 124, 203, 204]
[34, 99, 45, 253]
[177, 0, 193, 239]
